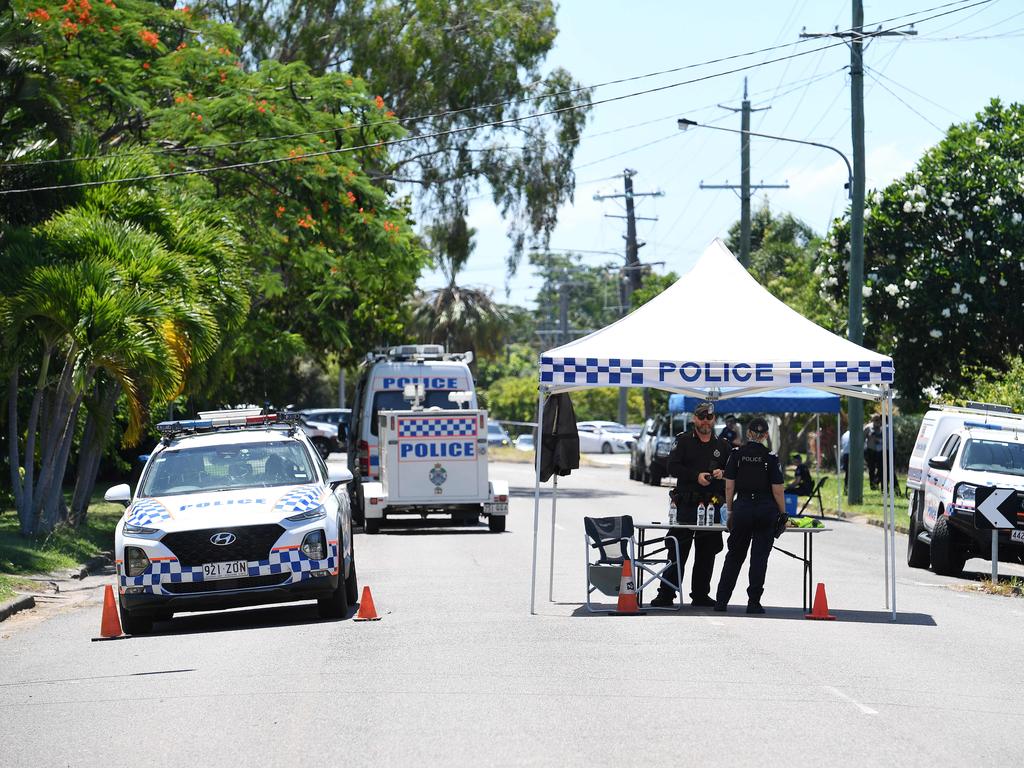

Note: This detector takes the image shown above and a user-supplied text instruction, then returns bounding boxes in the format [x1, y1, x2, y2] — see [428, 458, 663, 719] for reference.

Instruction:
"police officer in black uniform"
[714, 417, 786, 614]
[651, 401, 728, 608]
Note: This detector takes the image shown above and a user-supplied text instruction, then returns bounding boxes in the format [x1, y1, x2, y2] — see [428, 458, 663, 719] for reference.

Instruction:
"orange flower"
[140, 29, 159, 48]
[112, 24, 120, 31]
[176, 42, 186, 51]
[374, 95, 385, 109]
[104, 0, 116, 7]
[385, 110, 395, 119]
[275, 205, 285, 219]
[61, 18, 79, 38]
[142, 61, 150, 69]
[27, 8, 51, 22]
[219, 70, 227, 82]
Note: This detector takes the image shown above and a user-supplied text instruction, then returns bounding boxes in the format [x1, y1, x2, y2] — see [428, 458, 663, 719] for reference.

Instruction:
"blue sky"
[417, 0, 1024, 309]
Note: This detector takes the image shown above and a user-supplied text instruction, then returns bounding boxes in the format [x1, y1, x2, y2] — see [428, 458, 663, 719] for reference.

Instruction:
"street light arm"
[677, 118, 852, 198]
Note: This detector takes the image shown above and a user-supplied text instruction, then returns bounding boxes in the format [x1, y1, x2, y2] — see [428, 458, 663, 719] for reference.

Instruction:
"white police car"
[908, 422, 1024, 576]
[106, 410, 357, 634]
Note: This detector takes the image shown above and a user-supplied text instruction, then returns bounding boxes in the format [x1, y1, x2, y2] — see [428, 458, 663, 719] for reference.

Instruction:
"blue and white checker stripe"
[787, 360, 894, 385]
[125, 499, 173, 527]
[398, 417, 477, 438]
[119, 543, 339, 593]
[540, 357, 645, 386]
[273, 487, 324, 515]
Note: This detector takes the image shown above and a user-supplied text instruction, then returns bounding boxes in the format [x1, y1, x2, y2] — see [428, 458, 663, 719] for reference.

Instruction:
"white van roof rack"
[929, 402, 1024, 418]
[364, 344, 473, 364]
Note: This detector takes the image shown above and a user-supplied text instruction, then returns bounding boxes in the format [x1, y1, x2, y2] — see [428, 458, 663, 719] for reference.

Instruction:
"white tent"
[530, 239, 901, 618]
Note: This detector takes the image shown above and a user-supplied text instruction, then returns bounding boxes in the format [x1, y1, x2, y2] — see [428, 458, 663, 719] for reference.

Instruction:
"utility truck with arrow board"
[350, 345, 508, 534]
[907, 408, 1024, 576]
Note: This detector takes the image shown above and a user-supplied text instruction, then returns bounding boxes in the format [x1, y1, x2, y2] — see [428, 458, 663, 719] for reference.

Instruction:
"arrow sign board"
[971, 485, 1018, 530]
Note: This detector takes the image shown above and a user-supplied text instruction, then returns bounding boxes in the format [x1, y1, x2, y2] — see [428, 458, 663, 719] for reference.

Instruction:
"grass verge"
[975, 577, 1024, 597]
[0, 499, 122, 598]
[818, 470, 911, 529]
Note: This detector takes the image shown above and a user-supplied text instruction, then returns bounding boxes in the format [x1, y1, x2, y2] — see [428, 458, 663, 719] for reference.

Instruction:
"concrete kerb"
[0, 550, 112, 623]
[0, 595, 36, 622]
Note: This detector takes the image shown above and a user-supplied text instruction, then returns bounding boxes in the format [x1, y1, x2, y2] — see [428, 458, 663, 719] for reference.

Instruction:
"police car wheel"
[352, 480, 366, 526]
[118, 596, 153, 635]
[601, 442, 612, 454]
[906, 495, 930, 569]
[488, 515, 506, 533]
[345, 552, 359, 607]
[317, 573, 350, 619]
[365, 518, 381, 534]
[930, 514, 965, 577]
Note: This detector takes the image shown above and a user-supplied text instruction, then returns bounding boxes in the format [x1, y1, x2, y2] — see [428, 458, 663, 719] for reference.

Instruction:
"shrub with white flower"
[930, 329, 943, 338]
[884, 284, 899, 296]
[958, 303, 968, 314]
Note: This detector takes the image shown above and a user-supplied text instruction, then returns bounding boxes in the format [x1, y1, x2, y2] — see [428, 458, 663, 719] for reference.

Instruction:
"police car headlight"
[125, 546, 151, 577]
[286, 504, 327, 522]
[301, 530, 327, 560]
[123, 523, 159, 536]
[955, 484, 976, 506]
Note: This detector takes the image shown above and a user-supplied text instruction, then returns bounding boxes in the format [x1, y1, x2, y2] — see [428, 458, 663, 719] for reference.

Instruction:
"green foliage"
[948, 357, 1024, 413]
[530, 251, 622, 342]
[482, 375, 538, 423]
[202, 0, 593, 274]
[476, 342, 536, 391]
[571, 388, 644, 423]
[0, 498, 121, 575]
[817, 99, 1024, 406]
[630, 270, 678, 309]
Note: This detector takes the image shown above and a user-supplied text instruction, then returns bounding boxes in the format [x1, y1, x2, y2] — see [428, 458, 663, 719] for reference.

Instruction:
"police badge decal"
[429, 463, 447, 494]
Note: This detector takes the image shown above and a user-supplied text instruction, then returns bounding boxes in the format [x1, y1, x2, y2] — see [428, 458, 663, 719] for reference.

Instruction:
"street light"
[676, 118, 852, 198]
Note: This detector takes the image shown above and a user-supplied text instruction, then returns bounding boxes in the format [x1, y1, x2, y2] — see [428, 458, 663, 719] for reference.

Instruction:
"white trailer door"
[393, 412, 487, 501]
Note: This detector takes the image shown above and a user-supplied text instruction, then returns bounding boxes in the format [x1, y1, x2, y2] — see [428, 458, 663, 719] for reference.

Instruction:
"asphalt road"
[2, 460, 1023, 767]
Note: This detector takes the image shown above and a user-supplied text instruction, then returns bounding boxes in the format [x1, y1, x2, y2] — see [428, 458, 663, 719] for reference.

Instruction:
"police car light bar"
[156, 411, 302, 436]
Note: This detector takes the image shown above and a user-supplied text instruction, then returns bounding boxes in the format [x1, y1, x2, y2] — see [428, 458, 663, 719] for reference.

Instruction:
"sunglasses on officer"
[694, 413, 714, 421]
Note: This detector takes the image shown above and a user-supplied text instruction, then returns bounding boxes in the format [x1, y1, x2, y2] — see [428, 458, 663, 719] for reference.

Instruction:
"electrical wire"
[864, 70, 947, 132]
[1, 0, 992, 172]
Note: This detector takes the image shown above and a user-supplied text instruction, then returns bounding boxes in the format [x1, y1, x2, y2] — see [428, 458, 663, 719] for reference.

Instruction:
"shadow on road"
[138, 601, 355, 637]
[565, 604, 937, 625]
[508, 486, 619, 499]
[361, 518, 494, 537]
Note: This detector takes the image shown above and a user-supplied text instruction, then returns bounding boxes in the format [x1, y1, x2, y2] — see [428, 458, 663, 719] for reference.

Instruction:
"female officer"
[714, 417, 785, 614]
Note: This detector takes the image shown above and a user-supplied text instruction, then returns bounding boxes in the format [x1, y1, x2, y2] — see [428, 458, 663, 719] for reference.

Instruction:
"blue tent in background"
[668, 386, 840, 414]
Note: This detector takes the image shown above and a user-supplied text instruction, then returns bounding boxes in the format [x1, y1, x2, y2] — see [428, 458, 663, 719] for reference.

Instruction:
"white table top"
[634, 521, 832, 533]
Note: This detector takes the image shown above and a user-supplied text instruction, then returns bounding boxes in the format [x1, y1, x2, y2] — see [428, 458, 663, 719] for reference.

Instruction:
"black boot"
[650, 590, 676, 608]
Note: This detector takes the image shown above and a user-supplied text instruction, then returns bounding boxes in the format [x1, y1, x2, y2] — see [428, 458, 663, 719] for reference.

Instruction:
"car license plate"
[1011, 530, 1024, 544]
[202, 560, 249, 580]
[486, 502, 508, 514]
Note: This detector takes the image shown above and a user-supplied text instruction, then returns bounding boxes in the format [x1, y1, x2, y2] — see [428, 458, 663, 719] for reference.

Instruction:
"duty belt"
[736, 492, 771, 501]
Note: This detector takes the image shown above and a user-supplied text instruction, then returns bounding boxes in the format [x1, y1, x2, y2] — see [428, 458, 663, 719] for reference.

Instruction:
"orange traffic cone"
[805, 582, 837, 620]
[354, 585, 381, 621]
[91, 584, 126, 641]
[614, 559, 642, 614]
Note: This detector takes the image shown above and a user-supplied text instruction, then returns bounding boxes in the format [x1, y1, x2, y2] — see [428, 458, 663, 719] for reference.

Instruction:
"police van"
[348, 345, 491, 523]
[906, 402, 1024, 574]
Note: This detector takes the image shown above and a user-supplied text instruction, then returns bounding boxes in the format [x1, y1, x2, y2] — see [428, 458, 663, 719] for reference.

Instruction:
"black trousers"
[658, 526, 723, 600]
[715, 498, 777, 605]
[865, 449, 882, 488]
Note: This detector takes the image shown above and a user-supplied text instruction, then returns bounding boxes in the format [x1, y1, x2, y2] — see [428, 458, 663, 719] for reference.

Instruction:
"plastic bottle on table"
[696, 503, 706, 526]
[668, 500, 677, 526]
[720, 504, 729, 527]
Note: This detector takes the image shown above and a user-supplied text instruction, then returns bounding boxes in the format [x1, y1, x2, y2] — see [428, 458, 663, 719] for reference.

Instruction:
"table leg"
[638, 527, 646, 607]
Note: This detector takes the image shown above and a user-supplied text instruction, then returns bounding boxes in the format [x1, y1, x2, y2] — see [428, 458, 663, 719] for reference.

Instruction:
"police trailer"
[357, 377, 509, 534]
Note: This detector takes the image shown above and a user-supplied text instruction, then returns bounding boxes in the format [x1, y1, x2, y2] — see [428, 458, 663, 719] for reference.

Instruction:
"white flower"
[862, 285, 873, 298]
[989, 194, 1004, 207]
[965, 229, 974, 241]
[914, 201, 926, 213]
[964, 292, 973, 301]
[903, 201, 913, 213]
[1000, 277, 1008, 287]
[979, 275, 986, 284]
[872, 191, 884, 205]
[909, 280, 918, 290]
[814, 263, 824, 275]
[958, 303, 968, 314]
[972, 205, 981, 212]
[930, 329, 943, 338]
[941, 194, 955, 207]
[976, 136, 990, 149]
[864, 208, 872, 220]
[1013, 212, 1023, 224]
[897, 298, 907, 309]
[884, 284, 899, 296]
[952, 282, 961, 294]
[941, 307, 951, 318]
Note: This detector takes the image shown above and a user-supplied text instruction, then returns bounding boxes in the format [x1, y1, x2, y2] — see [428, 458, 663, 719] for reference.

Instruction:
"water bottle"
[668, 500, 677, 526]
[696, 503, 706, 526]
[720, 504, 729, 527]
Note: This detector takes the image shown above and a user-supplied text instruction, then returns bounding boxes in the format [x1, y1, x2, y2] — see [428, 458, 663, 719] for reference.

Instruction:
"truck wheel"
[317, 571, 350, 619]
[118, 596, 153, 635]
[352, 480, 365, 526]
[930, 514, 965, 577]
[601, 442, 612, 454]
[488, 515, 506, 533]
[907, 493, 930, 569]
[649, 464, 662, 487]
[365, 518, 381, 534]
[344, 551, 359, 607]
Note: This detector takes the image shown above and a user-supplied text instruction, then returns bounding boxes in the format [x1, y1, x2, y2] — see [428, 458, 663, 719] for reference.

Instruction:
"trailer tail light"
[496, 494, 508, 503]
[368, 497, 381, 505]
[479, 414, 485, 431]
[358, 440, 370, 476]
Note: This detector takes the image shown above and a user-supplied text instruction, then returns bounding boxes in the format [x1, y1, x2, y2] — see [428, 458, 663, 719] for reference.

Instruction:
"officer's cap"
[693, 401, 715, 419]
[748, 417, 769, 435]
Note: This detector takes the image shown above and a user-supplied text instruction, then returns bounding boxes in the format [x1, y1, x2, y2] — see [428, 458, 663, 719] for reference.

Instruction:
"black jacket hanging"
[539, 392, 580, 482]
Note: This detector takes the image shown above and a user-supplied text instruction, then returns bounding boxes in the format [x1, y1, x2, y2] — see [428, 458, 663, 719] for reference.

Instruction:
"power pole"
[801, 2, 915, 505]
[559, 282, 570, 346]
[699, 78, 788, 267]
[593, 169, 663, 423]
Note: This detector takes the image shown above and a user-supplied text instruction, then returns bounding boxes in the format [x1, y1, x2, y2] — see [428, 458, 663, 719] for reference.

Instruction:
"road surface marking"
[824, 685, 877, 715]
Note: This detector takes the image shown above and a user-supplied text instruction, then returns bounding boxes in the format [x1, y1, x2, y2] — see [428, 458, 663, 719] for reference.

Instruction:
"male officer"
[651, 401, 728, 608]
[715, 417, 786, 614]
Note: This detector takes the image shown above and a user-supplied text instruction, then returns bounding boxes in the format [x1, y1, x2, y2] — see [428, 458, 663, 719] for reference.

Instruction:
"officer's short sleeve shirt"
[725, 446, 784, 484]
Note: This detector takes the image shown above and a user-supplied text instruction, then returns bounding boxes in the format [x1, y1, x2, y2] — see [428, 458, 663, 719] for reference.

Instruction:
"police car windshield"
[961, 439, 1024, 477]
[140, 441, 317, 497]
[371, 391, 460, 436]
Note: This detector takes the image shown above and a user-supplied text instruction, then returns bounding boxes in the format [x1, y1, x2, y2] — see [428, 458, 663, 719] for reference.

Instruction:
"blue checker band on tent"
[788, 360, 894, 385]
[540, 357, 645, 386]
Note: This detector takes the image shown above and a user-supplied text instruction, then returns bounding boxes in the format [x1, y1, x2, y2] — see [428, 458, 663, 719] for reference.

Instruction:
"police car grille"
[161, 524, 285, 567]
[162, 574, 292, 594]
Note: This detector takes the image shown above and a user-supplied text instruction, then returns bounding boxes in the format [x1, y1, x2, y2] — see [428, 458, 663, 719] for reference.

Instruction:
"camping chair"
[583, 515, 681, 612]
[799, 476, 828, 516]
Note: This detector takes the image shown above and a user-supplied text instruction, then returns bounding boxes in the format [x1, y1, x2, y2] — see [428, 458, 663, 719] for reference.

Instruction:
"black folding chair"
[583, 515, 681, 612]
[799, 476, 828, 517]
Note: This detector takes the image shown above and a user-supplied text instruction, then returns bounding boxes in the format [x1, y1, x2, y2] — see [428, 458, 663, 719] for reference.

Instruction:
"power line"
[1, 0, 990, 171]
[864, 69, 946, 132]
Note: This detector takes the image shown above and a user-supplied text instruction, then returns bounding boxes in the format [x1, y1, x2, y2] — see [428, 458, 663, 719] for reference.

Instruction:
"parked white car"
[576, 421, 636, 454]
[514, 434, 535, 452]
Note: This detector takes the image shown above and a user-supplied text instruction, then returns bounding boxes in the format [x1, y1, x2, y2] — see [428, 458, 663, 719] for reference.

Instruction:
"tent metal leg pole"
[880, 393, 890, 611]
[888, 388, 898, 620]
[836, 410, 841, 515]
[548, 475, 558, 602]
[530, 390, 546, 615]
